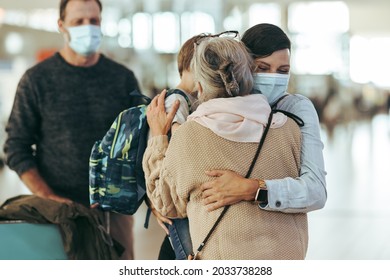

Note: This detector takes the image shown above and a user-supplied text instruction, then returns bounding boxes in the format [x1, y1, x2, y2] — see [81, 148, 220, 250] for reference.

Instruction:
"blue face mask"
[67, 25, 102, 56]
[253, 73, 290, 105]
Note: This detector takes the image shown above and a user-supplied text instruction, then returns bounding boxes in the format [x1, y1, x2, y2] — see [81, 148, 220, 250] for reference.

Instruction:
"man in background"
[3, 0, 142, 259]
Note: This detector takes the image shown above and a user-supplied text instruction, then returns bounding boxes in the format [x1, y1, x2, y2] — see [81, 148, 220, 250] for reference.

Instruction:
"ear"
[58, 19, 66, 34]
[197, 82, 203, 95]
[58, 19, 71, 43]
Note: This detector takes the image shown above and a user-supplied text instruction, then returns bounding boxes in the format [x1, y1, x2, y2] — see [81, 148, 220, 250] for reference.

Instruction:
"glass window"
[133, 13, 152, 50]
[350, 36, 390, 87]
[223, 7, 243, 32]
[4, 32, 24, 55]
[288, 1, 349, 33]
[181, 12, 215, 45]
[101, 7, 121, 37]
[248, 3, 281, 27]
[1, 9, 57, 32]
[288, 1, 349, 75]
[291, 33, 346, 75]
[349, 36, 370, 84]
[153, 12, 180, 53]
[117, 18, 132, 48]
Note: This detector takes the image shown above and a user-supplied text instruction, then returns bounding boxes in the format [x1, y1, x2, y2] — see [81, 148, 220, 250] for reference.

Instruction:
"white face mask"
[253, 73, 290, 105]
[67, 25, 102, 56]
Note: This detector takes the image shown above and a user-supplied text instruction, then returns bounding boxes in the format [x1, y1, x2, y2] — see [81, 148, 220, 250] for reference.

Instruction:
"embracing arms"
[201, 95, 327, 213]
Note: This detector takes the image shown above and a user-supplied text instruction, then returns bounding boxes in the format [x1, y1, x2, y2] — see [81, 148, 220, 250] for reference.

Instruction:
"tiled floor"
[1, 114, 389, 260]
[306, 114, 390, 259]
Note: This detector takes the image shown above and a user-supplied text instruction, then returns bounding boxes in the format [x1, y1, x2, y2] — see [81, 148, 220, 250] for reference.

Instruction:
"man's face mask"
[67, 25, 102, 56]
[253, 73, 290, 105]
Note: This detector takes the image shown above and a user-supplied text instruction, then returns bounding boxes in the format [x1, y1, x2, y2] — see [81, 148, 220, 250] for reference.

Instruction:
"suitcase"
[0, 220, 67, 260]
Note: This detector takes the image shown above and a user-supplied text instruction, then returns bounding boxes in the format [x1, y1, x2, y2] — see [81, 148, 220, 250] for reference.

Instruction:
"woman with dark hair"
[243, 23, 291, 58]
[200, 23, 327, 216]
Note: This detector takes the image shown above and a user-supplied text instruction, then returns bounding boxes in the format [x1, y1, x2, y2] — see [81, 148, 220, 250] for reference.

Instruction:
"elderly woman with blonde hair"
[143, 35, 307, 260]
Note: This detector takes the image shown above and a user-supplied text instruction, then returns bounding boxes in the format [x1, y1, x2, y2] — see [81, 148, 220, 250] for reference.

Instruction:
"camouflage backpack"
[89, 89, 190, 215]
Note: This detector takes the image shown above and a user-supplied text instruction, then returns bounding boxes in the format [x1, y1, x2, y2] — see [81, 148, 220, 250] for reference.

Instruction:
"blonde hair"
[191, 37, 254, 103]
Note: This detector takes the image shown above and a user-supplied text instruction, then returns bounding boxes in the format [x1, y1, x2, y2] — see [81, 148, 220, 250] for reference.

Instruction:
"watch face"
[257, 189, 268, 202]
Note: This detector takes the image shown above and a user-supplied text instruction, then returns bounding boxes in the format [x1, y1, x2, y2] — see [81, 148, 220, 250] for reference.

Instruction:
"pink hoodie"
[187, 94, 287, 143]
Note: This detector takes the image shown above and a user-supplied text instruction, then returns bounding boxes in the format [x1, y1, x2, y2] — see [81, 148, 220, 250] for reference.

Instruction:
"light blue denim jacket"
[261, 93, 327, 213]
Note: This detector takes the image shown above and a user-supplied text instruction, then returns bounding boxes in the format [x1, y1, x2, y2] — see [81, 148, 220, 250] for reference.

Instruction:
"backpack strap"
[144, 206, 153, 229]
[166, 88, 192, 111]
[129, 89, 151, 106]
[271, 94, 289, 110]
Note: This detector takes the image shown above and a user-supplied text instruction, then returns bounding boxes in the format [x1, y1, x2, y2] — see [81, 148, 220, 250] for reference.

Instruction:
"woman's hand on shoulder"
[147, 89, 180, 137]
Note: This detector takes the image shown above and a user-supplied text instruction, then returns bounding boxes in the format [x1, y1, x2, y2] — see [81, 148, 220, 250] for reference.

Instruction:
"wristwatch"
[254, 179, 268, 203]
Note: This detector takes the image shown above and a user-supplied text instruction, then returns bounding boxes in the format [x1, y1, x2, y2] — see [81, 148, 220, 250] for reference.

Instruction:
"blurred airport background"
[0, 0, 389, 260]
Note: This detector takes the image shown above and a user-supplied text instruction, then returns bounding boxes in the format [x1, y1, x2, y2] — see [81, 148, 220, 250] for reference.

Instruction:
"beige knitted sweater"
[143, 119, 307, 260]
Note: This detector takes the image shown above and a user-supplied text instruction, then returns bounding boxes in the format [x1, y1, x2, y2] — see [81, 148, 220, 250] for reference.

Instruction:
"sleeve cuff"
[147, 135, 169, 149]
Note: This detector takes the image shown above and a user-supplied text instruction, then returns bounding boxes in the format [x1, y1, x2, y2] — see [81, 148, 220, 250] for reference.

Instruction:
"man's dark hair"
[59, 0, 102, 21]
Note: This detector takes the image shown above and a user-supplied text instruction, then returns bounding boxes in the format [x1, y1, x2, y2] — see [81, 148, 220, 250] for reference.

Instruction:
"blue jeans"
[167, 218, 193, 260]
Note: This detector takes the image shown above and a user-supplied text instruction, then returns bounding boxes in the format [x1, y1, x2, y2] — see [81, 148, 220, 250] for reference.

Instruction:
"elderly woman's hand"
[146, 198, 172, 235]
[146, 89, 180, 137]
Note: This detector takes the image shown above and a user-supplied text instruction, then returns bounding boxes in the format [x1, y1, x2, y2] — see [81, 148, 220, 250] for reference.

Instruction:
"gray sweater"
[4, 53, 142, 206]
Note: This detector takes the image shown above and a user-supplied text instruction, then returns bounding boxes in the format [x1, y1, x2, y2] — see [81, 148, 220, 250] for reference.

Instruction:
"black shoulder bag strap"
[271, 94, 305, 127]
[272, 109, 304, 127]
[192, 111, 274, 260]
